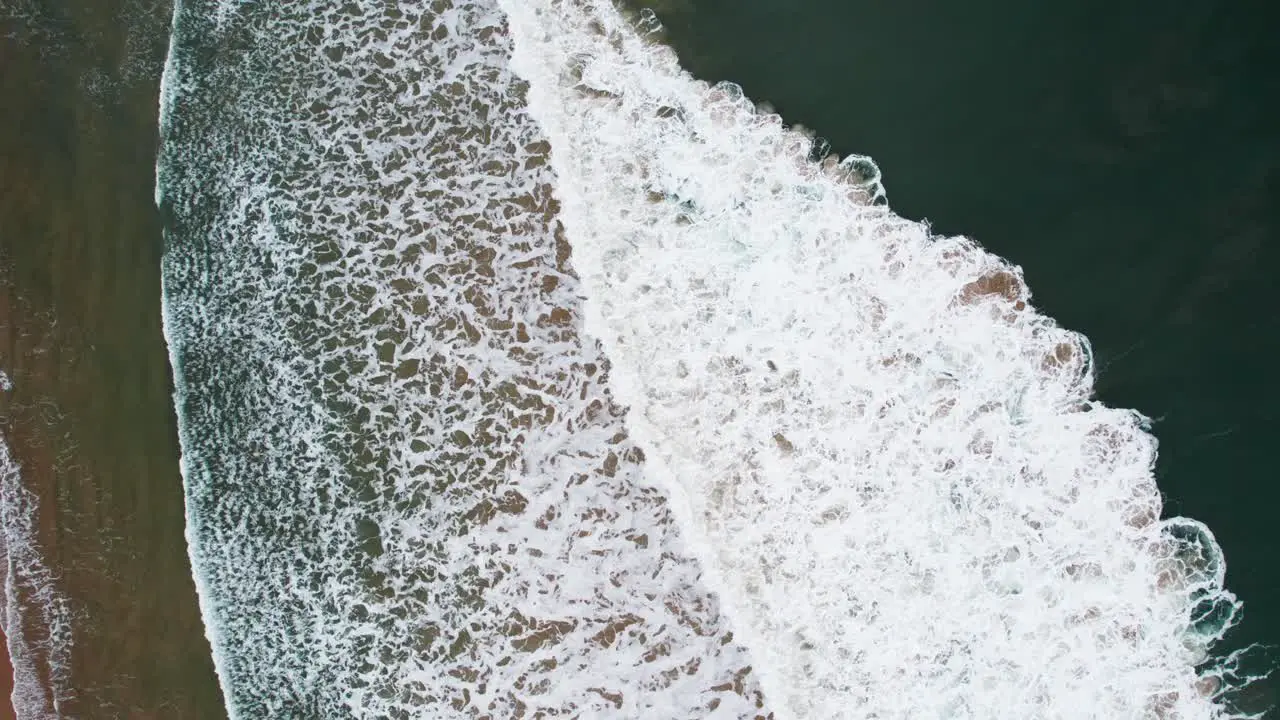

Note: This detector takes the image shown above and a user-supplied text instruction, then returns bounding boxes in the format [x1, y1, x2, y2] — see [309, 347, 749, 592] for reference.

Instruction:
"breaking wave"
[501, 2, 1258, 718]
[156, 0, 1259, 717]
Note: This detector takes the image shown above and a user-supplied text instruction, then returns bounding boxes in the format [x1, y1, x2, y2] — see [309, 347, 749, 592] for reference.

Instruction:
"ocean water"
[502, 3, 1258, 718]
[153, 1, 1263, 720]
[639, 0, 1280, 715]
[0, 437, 74, 716]
[2, 0, 223, 716]
[158, 2, 763, 718]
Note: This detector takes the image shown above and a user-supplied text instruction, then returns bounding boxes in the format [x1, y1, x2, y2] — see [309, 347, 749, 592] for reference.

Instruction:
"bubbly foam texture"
[501, 2, 1252, 718]
[0, 433, 75, 719]
[158, 1, 765, 717]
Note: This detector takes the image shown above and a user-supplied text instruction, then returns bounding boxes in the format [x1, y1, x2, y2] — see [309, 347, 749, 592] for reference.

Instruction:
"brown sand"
[0, 7, 225, 719]
[0, 624, 13, 720]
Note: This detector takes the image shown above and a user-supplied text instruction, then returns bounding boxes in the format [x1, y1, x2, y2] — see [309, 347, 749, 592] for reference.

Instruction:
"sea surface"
[645, 0, 1280, 714]
[1, 0, 224, 717]
[1, 0, 1277, 718]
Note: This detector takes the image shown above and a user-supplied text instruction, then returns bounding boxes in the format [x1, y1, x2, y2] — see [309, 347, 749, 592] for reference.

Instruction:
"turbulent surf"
[502, 1, 1256, 719]
[158, 1, 764, 718]
[158, 0, 1253, 719]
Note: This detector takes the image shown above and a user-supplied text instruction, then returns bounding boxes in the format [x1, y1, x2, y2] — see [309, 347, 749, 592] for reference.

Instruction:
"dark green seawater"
[648, 0, 1279, 713]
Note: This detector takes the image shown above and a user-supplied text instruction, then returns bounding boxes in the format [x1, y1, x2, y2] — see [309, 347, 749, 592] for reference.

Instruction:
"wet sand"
[1, 4, 224, 718]
[0, 626, 13, 720]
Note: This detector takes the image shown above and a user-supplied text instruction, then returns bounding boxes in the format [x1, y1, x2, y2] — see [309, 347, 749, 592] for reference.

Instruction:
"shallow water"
[0, 1, 224, 716]
[161, 0, 1261, 718]
[2, 0, 1274, 718]
[159, 2, 765, 717]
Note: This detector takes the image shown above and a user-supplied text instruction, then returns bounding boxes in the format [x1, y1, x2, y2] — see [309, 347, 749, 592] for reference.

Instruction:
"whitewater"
[156, 0, 1254, 719]
[0, 401, 77, 719]
[158, 1, 764, 717]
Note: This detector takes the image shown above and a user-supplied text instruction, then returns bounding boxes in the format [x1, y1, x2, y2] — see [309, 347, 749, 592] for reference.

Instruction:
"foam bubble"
[501, 2, 1249, 718]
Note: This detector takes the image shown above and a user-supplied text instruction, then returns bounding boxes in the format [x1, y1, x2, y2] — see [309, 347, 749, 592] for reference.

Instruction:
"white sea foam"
[158, 1, 766, 717]
[501, 2, 1254, 718]
[0, 431, 76, 719]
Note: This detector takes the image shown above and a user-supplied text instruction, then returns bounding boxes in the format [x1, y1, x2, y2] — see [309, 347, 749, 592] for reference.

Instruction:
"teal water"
[648, 0, 1279, 713]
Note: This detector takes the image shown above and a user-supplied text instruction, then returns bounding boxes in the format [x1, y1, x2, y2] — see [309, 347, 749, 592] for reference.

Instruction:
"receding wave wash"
[0, 435, 76, 719]
[157, 0, 1259, 719]
[158, 1, 762, 718]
